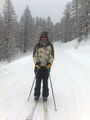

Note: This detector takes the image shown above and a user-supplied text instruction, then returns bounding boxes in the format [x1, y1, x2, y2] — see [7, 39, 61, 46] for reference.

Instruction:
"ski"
[26, 101, 38, 120]
[43, 101, 48, 120]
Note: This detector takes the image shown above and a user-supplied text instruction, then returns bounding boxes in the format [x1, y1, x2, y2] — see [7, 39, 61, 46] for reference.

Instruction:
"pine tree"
[0, 12, 3, 61]
[3, 0, 17, 61]
[46, 16, 54, 42]
[58, 17, 65, 42]
[54, 22, 61, 41]
[64, 2, 72, 42]
[34, 17, 45, 41]
[84, 0, 90, 40]
[20, 5, 33, 52]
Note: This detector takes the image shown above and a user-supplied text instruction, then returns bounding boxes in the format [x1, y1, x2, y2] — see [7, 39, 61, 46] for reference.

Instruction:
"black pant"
[34, 67, 49, 97]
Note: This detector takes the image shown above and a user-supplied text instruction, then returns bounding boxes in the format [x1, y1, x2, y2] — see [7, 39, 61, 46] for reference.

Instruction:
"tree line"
[0, 0, 56, 61]
[57, 0, 90, 42]
[0, 0, 90, 61]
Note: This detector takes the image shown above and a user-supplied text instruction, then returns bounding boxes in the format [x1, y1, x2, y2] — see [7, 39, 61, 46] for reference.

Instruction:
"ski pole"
[27, 70, 38, 102]
[49, 74, 57, 111]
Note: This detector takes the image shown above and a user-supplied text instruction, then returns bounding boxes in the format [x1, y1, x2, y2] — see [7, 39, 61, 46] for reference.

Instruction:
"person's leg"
[42, 68, 49, 98]
[34, 69, 42, 98]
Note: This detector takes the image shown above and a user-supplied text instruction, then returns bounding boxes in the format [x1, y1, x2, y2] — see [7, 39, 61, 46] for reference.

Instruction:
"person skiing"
[33, 31, 54, 101]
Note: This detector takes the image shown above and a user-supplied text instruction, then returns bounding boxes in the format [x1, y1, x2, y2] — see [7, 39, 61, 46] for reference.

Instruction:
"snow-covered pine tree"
[3, 0, 17, 61]
[35, 17, 45, 40]
[20, 5, 33, 53]
[71, 0, 83, 42]
[58, 17, 66, 42]
[46, 16, 54, 42]
[32, 17, 37, 45]
[63, 2, 72, 42]
[0, 12, 4, 61]
[87, 0, 90, 34]
[84, 0, 90, 40]
[71, 0, 80, 39]
[54, 23, 61, 41]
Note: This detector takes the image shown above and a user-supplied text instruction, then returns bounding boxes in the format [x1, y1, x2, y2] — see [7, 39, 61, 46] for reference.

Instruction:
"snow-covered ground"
[0, 38, 90, 120]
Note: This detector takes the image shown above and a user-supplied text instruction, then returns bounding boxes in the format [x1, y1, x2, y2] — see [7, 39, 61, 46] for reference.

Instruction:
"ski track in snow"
[0, 42, 90, 120]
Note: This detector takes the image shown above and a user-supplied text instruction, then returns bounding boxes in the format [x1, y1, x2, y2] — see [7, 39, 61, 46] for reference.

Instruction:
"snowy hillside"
[0, 38, 90, 120]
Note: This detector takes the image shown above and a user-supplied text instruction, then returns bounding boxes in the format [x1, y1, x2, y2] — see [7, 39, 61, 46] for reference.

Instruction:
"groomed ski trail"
[43, 102, 49, 120]
[26, 101, 38, 120]
[0, 42, 90, 120]
[26, 100, 50, 120]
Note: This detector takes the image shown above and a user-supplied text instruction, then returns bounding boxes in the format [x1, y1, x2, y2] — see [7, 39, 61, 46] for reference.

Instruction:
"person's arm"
[48, 43, 54, 65]
[46, 43, 54, 69]
[33, 44, 40, 65]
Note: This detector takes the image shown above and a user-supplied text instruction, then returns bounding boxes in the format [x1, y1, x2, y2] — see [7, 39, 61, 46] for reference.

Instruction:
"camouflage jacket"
[33, 42, 54, 66]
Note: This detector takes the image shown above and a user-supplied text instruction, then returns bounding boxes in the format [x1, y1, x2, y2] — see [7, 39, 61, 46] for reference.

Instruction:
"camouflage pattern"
[33, 42, 54, 66]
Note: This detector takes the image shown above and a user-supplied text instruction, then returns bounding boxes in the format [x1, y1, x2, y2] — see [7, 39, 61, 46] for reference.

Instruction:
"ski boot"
[43, 97, 47, 102]
[34, 96, 39, 101]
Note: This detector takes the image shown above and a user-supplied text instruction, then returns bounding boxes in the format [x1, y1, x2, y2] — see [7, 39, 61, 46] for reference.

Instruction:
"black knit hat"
[40, 31, 48, 40]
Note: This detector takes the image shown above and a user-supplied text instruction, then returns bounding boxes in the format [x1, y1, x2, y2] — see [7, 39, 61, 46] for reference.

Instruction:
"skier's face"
[40, 36, 48, 46]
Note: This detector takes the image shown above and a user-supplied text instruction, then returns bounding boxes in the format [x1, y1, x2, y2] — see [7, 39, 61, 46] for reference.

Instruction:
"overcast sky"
[0, 0, 72, 24]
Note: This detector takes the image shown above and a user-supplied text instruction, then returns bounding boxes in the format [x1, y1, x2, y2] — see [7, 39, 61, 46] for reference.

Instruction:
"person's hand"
[34, 62, 41, 74]
[35, 62, 41, 69]
[46, 62, 51, 69]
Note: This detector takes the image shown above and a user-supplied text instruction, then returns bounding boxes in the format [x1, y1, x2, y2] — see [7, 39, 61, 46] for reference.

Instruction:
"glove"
[35, 62, 41, 69]
[34, 62, 41, 74]
[46, 62, 51, 69]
